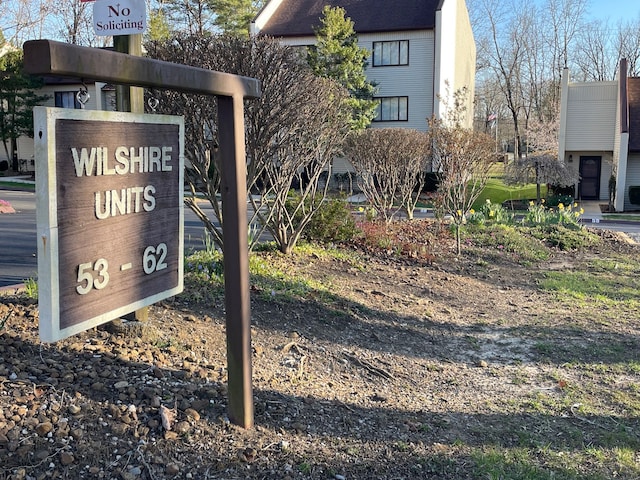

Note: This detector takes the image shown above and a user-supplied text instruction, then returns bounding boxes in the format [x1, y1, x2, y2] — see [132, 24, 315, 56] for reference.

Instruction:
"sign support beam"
[23, 40, 260, 99]
[24, 39, 260, 429]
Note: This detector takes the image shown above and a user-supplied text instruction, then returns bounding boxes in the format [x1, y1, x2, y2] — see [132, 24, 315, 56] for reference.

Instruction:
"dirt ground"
[1, 223, 639, 479]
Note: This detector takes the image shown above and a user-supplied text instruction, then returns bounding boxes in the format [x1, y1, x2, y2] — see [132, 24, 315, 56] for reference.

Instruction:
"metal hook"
[148, 89, 159, 112]
[76, 80, 90, 109]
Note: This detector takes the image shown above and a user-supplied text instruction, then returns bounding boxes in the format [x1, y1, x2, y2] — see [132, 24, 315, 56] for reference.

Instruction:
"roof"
[628, 78, 640, 151]
[257, 0, 443, 37]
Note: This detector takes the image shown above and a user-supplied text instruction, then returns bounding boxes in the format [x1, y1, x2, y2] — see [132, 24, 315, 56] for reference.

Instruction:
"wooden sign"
[35, 107, 184, 342]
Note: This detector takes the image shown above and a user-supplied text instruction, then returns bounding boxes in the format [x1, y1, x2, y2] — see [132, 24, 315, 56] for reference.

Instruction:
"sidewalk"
[577, 200, 603, 223]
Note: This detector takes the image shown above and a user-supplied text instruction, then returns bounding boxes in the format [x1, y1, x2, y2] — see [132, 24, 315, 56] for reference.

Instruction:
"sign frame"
[35, 107, 184, 342]
[25, 39, 259, 428]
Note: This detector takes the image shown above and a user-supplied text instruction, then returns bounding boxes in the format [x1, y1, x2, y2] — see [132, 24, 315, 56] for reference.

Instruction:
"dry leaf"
[160, 405, 175, 431]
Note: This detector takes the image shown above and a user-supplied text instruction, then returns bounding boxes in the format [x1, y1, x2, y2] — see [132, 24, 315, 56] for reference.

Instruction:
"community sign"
[34, 107, 184, 342]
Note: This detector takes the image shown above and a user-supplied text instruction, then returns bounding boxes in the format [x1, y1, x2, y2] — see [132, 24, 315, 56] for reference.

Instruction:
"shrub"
[545, 193, 573, 208]
[301, 196, 360, 244]
[353, 219, 438, 262]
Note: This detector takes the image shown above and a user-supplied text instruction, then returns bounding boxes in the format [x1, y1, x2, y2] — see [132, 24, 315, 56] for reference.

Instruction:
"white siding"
[279, 30, 435, 132]
[565, 82, 617, 151]
[362, 31, 434, 131]
[625, 154, 640, 210]
[434, 0, 475, 127]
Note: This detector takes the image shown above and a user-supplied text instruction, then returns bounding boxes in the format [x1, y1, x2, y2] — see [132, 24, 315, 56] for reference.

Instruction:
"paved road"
[0, 191, 38, 287]
[1, 189, 639, 288]
[0, 189, 220, 288]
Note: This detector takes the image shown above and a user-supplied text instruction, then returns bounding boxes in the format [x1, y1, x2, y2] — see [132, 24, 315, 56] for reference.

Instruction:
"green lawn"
[0, 180, 35, 191]
[473, 178, 546, 209]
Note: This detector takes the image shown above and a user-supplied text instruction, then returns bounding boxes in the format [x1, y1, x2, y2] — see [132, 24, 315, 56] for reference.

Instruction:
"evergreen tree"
[0, 49, 48, 170]
[209, 0, 264, 36]
[307, 6, 377, 130]
[146, 8, 172, 42]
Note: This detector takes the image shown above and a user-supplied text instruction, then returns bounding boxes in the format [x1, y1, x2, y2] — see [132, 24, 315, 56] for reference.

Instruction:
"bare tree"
[429, 88, 496, 254]
[615, 18, 640, 76]
[46, 0, 106, 47]
[471, 0, 588, 156]
[545, 0, 588, 86]
[574, 19, 615, 81]
[344, 129, 430, 222]
[475, 0, 528, 158]
[0, 0, 53, 45]
[146, 34, 351, 255]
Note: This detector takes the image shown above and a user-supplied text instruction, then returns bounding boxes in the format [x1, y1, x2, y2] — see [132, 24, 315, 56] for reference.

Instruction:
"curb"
[0, 283, 26, 295]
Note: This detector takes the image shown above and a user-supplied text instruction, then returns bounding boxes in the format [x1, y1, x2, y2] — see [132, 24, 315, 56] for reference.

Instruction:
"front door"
[579, 156, 601, 200]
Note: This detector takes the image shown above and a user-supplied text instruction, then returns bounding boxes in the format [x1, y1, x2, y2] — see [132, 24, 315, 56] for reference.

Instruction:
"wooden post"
[114, 34, 148, 323]
[218, 95, 253, 427]
[114, 34, 145, 114]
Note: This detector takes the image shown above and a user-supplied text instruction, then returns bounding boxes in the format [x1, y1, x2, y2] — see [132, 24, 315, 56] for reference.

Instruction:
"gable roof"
[257, 0, 443, 37]
[628, 78, 640, 151]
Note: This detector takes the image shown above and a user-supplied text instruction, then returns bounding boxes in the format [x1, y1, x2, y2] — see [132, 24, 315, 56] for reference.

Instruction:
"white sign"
[93, 0, 146, 36]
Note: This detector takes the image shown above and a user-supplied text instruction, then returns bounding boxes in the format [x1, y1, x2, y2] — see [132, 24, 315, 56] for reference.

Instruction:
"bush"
[301, 197, 359, 244]
[545, 193, 573, 208]
[353, 219, 439, 262]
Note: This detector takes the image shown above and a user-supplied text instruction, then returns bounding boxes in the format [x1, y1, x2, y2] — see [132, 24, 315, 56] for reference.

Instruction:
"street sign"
[35, 107, 184, 342]
[93, 0, 146, 36]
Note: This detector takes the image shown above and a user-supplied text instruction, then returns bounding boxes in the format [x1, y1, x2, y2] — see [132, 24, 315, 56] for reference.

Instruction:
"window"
[373, 97, 408, 122]
[372, 40, 409, 66]
[55, 91, 81, 109]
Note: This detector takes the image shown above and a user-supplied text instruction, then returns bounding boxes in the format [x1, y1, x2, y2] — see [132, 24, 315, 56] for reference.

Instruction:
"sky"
[583, 0, 639, 24]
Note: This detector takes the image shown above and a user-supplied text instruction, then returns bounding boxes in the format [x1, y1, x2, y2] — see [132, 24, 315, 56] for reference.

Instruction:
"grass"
[602, 213, 640, 221]
[473, 178, 547, 209]
[184, 241, 343, 304]
[0, 179, 35, 191]
[540, 256, 640, 307]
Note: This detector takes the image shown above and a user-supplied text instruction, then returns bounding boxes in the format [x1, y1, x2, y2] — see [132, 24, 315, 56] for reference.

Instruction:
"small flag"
[487, 112, 497, 129]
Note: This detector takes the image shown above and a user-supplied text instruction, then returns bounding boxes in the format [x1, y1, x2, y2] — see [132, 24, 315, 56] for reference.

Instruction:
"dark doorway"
[579, 156, 601, 200]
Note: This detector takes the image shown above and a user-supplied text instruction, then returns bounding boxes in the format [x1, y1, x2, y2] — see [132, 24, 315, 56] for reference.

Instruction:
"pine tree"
[307, 6, 377, 130]
[0, 49, 48, 170]
[209, 0, 263, 36]
[146, 8, 172, 42]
